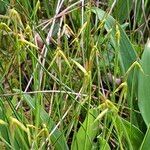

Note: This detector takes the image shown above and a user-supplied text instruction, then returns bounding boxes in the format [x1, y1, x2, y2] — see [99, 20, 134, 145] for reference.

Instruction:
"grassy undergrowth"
[0, 0, 150, 149]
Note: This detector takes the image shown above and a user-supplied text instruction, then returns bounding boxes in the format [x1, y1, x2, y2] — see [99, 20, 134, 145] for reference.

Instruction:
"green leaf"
[0, 102, 11, 149]
[138, 39, 150, 126]
[140, 124, 150, 150]
[114, 116, 144, 150]
[99, 137, 110, 150]
[71, 109, 99, 150]
[92, 7, 139, 113]
[113, 0, 132, 23]
[0, 0, 9, 14]
[23, 94, 69, 150]
[92, 7, 137, 74]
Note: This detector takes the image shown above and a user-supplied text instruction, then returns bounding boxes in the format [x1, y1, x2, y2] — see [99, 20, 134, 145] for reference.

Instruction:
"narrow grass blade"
[0, 106, 11, 149]
[112, 0, 132, 23]
[140, 124, 150, 150]
[0, 0, 9, 14]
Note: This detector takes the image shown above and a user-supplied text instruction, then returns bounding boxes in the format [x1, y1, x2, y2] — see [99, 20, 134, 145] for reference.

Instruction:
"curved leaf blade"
[138, 39, 150, 126]
[71, 109, 99, 150]
[140, 124, 150, 150]
[92, 7, 137, 73]
[23, 94, 69, 150]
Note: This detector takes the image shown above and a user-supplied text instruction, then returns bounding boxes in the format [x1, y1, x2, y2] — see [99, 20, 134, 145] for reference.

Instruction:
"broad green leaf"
[138, 39, 150, 126]
[23, 94, 69, 150]
[135, 0, 149, 27]
[113, 0, 132, 23]
[92, 7, 138, 111]
[92, 7, 137, 74]
[114, 116, 144, 150]
[71, 109, 99, 150]
[140, 124, 150, 150]
[99, 137, 110, 150]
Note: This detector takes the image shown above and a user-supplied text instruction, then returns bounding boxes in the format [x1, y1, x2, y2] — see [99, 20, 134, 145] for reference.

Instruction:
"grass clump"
[0, 0, 149, 149]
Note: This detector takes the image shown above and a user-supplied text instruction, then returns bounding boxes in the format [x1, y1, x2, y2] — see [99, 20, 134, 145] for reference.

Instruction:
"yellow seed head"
[25, 24, 32, 36]
[10, 117, 28, 133]
[0, 22, 11, 32]
[99, 19, 106, 29]
[0, 119, 8, 125]
[9, 8, 23, 27]
[115, 24, 120, 44]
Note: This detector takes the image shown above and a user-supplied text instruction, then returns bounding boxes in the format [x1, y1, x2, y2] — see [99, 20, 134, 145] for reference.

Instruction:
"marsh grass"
[0, 0, 149, 149]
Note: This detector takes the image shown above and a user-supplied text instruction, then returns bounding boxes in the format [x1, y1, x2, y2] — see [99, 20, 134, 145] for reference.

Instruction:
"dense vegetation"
[0, 0, 150, 149]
